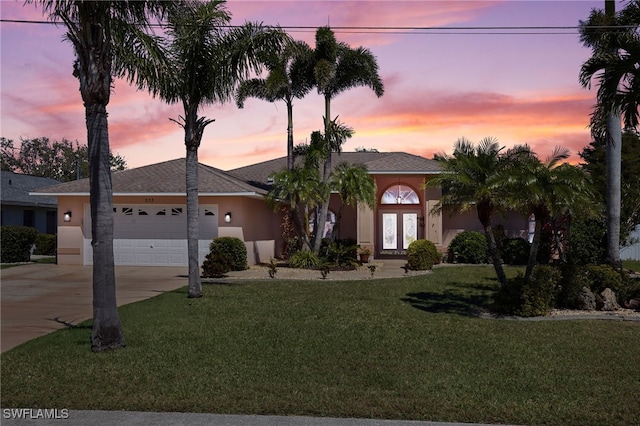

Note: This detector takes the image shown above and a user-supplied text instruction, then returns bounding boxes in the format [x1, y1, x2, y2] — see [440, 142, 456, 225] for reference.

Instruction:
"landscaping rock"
[624, 298, 640, 310]
[596, 288, 621, 311]
[576, 286, 596, 311]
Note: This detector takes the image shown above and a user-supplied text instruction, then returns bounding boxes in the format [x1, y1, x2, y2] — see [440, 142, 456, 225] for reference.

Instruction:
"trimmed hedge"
[448, 231, 488, 264]
[493, 265, 561, 317]
[202, 237, 247, 277]
[407, 239, 438, 271]
[501, 238, 530, 265]
[1, 226, 38, 263]
[34, 234, 56, 256]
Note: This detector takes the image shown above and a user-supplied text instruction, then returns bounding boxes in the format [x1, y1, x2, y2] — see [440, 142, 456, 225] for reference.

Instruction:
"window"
[171, 208, 183, 216]
[381, 185, 419, 204]
[23, 210, 35, 227]
[309, 210, 337, 239]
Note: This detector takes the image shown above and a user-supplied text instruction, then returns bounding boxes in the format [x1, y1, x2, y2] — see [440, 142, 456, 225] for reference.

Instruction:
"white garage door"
[83, 204, 218, 266]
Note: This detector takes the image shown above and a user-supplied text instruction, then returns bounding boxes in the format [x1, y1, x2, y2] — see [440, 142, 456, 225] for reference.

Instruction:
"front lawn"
[1, 266, 638, 425]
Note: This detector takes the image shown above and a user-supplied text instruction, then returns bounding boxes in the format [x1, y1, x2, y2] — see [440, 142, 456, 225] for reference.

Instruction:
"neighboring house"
[1, 171, 59, 234]
[621, 225, 640, 261]
[33, 153, 530, 267]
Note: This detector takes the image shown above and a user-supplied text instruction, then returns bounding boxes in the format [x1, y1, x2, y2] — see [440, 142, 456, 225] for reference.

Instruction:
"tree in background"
[580, 130, 640, 245]
[1, 137, 126, 181]
[580, 0, 640, 269]
[28, 0, 171, 352]
[127, 0, 288, 298]
[236, 39, 313, 171]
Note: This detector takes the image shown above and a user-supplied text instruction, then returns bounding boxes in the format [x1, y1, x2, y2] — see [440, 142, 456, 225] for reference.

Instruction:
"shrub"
[566, 217, 607, 265]
[448, 231, 488, 264]
[320, 238, 358, 267]
[34, 234, 56, 256]
[501, 238, 530, 265]
[201, 237, 247, 277]
[202, 251, 233, 278]
[407, 239, 438, 271]
[586, 264, 623, 295]
[493, 265, 560, 317]
[288, 250, 320, 269]
[210, 237, 247, 271]
[556, 264, 591, 309]
[1, 225, 38, 263]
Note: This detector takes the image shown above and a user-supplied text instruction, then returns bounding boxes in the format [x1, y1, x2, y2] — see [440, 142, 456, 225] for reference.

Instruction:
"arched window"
[381, 184, 419, 204]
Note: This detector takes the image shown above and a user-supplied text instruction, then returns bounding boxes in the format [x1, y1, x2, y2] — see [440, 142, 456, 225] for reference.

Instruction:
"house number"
[145, 198, 154, 203]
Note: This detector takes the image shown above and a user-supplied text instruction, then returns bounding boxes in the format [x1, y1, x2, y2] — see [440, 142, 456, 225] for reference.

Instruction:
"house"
[33, 153, 530, 267]
[1, 171, 59, 234]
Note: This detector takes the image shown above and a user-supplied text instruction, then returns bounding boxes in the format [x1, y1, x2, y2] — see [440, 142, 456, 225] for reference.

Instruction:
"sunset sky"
[0, 0, 619, 170]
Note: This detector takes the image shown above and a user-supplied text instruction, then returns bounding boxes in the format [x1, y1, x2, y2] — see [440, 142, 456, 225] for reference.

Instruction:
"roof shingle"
[34, 158, 267, 196]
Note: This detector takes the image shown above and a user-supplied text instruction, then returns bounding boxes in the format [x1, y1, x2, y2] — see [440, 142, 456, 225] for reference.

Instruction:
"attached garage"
[82, 204, 218, 266]
[34, 158, 276, 267]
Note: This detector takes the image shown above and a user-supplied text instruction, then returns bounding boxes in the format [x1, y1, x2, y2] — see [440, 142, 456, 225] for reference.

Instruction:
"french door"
[380, 211, 420, 253]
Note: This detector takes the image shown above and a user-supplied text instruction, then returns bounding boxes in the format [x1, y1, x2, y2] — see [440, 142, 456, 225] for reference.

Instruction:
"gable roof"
[229, 151, 441, 188]
[1, 171, 59, 207]
[33, 158, 267, 197]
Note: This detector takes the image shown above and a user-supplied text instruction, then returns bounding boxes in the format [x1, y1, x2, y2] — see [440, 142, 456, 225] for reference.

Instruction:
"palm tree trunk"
[606, 113, 622, 270]
[185, 146, 202, 298]
[183, 106, 203, 298]
[87, 102, 125, 352]
[484, 224, 507, 287]
[525, 218, 543, 284]
[312, 94, 333, 253]
[287, 100, 294, 171]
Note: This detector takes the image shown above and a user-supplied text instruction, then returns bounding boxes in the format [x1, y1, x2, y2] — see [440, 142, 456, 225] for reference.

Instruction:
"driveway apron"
[1, 264, 187, 353]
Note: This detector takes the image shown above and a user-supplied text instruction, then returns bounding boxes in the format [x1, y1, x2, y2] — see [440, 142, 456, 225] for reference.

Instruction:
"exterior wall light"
[63, 211, 72, 222]
[224, 212, 232, 223]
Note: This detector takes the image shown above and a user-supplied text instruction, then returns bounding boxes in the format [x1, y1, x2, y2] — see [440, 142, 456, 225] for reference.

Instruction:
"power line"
[0, 18, 635, 35]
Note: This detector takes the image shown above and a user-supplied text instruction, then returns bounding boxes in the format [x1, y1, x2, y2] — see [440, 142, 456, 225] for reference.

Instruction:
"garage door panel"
[83, 204, 217, 266]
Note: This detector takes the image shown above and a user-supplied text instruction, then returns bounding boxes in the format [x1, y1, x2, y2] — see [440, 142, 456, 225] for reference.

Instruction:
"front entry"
[379, 210, 421, 256]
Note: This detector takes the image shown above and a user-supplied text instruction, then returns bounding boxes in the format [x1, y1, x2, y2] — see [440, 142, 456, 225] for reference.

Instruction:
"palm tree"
[426, 137, 519, 287]
[504, 147, 596, 283]
[29, 0, 170, 351]
[235, 40, 313, 170]
[579, 0, 640, 269]
[329, 162, 376, 239]
[266, 166, 324, 250]
[134, 0, 288, 298]
[309, 27, 385, 253]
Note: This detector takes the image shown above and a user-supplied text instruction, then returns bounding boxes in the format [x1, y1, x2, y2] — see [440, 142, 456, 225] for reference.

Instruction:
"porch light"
[63, 211, 72, 222]
[224, 212, 232, 223]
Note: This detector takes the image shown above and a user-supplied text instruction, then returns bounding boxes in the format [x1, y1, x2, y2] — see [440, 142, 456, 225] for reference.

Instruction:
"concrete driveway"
[1, 263, 188, 353]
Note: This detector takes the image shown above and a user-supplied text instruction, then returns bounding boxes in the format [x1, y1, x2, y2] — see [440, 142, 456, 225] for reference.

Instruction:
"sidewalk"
[0, 410, 509, 426]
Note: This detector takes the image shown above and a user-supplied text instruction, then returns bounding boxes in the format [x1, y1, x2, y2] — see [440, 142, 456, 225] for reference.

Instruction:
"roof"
[229, 151, 442, 188]
[33, 158, 267, 197]
[1, 171, 59, 207]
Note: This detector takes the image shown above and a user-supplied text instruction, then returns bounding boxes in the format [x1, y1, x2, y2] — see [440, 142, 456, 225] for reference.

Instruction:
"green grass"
[2, 266, 639, 425]
[623, 259, 640, 273]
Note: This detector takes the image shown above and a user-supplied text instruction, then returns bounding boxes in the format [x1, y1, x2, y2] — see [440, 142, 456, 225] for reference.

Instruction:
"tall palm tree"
[504, 147, 596, 283]
[329, 162, 376, 239]
[426, 137, 520, 287]
[29, 0, 170, 351]
[134, 0, 288, 297]
[309, 27, 384, 253]
[235, 40, 313, 170]
[580, 0, 640, 269]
